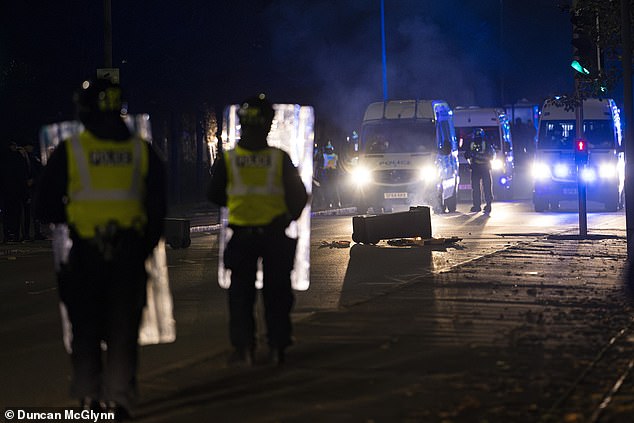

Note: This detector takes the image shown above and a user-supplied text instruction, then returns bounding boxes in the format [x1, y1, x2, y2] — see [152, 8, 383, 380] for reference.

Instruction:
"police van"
[532, 97, 624, 212]
[349, 99, 459, 213]
[453, 107, 514, 201]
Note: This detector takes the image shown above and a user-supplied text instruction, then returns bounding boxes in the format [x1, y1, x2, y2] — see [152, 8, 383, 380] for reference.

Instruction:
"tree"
[569, 0, 632, 100]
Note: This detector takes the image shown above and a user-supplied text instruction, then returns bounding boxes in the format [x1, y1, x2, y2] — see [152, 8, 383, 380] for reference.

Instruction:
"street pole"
[380, 0, 388, 101]
[575, 78, 588, 238]
[622, 0, 634, 259]
[499, 0, 505, 106]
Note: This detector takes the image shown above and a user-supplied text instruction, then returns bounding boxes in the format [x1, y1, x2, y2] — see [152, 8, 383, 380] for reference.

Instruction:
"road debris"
[386, 236, 462, 247]
[319, 240, 351, 249]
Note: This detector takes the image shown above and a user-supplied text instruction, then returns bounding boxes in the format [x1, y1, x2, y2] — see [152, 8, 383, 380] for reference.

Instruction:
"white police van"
[453, 107, 514, 201]
[349, 99, 459, 213]
[532, 97, 624, 212]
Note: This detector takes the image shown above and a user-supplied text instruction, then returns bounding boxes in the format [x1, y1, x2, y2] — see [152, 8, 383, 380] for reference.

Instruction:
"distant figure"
[207, 93, 308, 366]
[35, 78, 167, 420]
[1, 141, 29, 242]
[464, 128, 495, 213]
[19, 142, 45, 240]
[315, 140, 340, 208]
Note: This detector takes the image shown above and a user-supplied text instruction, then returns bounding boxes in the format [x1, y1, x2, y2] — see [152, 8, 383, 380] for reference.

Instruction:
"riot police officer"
[207, 94, 308, 366]
[35, 78, 167, 420]
[316, 140, 340, 208]
[464, 128, 495, 213]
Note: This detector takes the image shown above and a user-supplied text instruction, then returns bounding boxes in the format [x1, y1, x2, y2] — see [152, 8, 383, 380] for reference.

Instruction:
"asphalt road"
[1, 199, 631, 422]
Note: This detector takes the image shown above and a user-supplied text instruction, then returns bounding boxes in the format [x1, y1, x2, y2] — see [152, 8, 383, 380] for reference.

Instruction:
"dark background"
[1, 1, 575, 139]
[1, 0, 577, 203]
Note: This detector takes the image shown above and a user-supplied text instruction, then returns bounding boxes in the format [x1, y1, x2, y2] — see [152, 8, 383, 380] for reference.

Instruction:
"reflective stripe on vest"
[469, 140, 490, 165]
[225, 146, 287, 226]
[66, 132, 148, 238]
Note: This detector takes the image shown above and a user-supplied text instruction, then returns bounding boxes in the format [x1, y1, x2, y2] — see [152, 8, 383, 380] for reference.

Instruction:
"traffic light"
[575, 138, 588, 165]
[570, 9, 597, 77]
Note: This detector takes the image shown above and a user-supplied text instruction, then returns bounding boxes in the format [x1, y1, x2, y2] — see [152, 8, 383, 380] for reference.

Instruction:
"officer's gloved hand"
[269, 213, 293, 232]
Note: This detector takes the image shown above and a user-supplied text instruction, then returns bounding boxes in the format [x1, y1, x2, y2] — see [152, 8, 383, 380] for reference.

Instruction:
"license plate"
[459, 184, 472, 190]
[384, 192, 408, 199]
[563, 188, 577, 195]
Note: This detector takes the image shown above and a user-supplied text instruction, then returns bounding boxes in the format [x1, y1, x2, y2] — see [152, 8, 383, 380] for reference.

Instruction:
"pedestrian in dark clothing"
[314, 140, 341, 208]
[1, 141, 29, 242]
[19, 143, 45, 240]
[34, 78, 167, 421]
[464, 128, 496, 213]
[207, 94, 308, 366]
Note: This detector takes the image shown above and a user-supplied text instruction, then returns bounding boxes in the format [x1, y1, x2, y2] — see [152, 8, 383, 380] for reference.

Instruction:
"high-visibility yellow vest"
[225, 146, 287, 226]
[65, 131, 148, 238]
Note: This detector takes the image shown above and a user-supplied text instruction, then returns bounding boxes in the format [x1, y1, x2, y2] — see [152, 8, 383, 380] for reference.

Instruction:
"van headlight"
[580, 167, 596, 182]
[419, 165, 438, 181]
[598, 163, 617, 179]
[490, 158, 504, 171]
[532, 162, 551, 180]
[350, 166, 372, 186]
[553, 163, 570, 178]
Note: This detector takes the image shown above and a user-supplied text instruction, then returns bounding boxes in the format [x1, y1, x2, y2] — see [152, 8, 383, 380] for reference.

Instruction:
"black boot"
[101, 401, 131, 422]
[79, 397, 101, 411]
[268, 347, 286, 366]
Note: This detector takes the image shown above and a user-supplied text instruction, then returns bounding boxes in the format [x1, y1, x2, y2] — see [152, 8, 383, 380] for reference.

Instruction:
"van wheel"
[355, 203, 368, 214]
[534, 197, 548, 212]
[604, 191, 619, 212]
[355, 195, 371, 214]
[496, 185, 513, 201]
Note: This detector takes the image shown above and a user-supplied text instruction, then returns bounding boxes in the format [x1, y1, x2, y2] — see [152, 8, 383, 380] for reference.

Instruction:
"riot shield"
[38, 114, 152, 163]
[39, 115, 175, 348]
[217, 104, 314, 291]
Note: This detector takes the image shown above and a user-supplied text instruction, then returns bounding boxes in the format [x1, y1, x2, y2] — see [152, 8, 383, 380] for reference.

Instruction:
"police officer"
[207, 94, 308, 366]
[464, 128, 495, 213]
[35, 78, 167, 420]
[317, 140, 340, 208]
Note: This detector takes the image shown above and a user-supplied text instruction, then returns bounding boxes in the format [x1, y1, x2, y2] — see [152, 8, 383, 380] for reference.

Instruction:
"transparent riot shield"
[38, 114, 153, 163]
[217, 104, 314, 291]
[38, 120, 83, 165]
[39, 115, 175, 348]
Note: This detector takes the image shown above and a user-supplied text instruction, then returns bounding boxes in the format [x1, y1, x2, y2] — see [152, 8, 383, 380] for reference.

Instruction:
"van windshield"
[538, 120, 615, 150]
[361, 120, 436, 153]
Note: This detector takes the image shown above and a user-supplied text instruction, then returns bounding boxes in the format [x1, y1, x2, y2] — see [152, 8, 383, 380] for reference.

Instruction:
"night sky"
[2, 0, 574, 144]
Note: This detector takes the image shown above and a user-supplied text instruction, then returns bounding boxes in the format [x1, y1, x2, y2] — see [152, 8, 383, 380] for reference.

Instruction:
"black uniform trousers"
[470, 164, 493, 207]
[318, 169, 340, 208]
[58, 239, 147, 411]
[224, 226, 297, 351]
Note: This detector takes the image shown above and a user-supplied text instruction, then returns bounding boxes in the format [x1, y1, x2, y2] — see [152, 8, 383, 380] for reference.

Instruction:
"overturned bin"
[352, 206, 432, 245]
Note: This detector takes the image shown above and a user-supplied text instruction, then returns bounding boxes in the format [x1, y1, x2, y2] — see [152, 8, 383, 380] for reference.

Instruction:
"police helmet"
[75, 78, 123, 120]
[238, 93, 275, 127]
